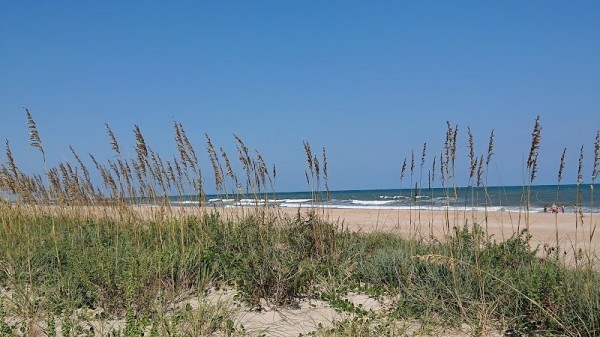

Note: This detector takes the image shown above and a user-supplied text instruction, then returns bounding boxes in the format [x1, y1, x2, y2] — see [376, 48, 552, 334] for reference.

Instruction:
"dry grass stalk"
[166, 161, 176, 191]
[255, 150, 272, 193]
[25, 108, 45, 162]
[590, 131, 600, 247]
[150, 149, 170, 198]
[303, 141, 318, 203]
[118, 159, 134, 200]
[472, 157, 479, 186]
[303, 141, 314, 178]
[64, 161, 81, 202]
[133, 125, 148, 177]
[172, 156, 184, 195]
[130, 159, 146, 199]
[577, 145, 584, 190]
[444, 121, 452, 177]
[220, 147, 240, 196]
[234, 135, 253, 195]
[523, 116, 542, 244]
[322, 147, 330, 201]
[179, 123, 206, 204]
[313, 154, 320, 192]
[32, 173, 49, 204]
[46, 167, 61, 203]
[420, 142, 427, 172]
[443, 122, 458, 181]
[431, 156, 436, 186]
[451, 124, 458, 174]
[574, 145, 585, 265]
[593, 130, 599, 183]
[553, 147, 567, 261]
[105, 123, 121, 156]
[558, 148, 567, 186]
[174, 121, 191, 170]
[146, 147, 158, 181]
[468, 127, 476, 182]
[486, 129, 495, 168]
[400, 158, 407, 184]
[476, 155, 484, 187]
[180, 122, 199, 170]
[483, 130, 495, 229]
[108, 160, 124, 198]
[527, 115, 542, 183]
[3, 141, 20, 195]
[410, 150, 415, 179]
[70, 146, 95, 201]
[439, 151, 445, 187]
[206, 134, 224, 194]
[58, 163, 70, 198]
[4, 141, 19, 183]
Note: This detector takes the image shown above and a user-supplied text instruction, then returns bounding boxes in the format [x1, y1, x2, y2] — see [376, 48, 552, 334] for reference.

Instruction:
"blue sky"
[1, 1, 599, 192]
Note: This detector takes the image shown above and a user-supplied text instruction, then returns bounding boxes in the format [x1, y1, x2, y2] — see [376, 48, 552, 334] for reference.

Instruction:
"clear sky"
[1, 1, 599, 192]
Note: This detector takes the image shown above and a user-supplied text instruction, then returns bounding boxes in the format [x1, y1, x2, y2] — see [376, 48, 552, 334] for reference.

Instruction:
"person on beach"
[543, 204, 548, 213]
[551, 203, 558, 213]
[561, 204, 565, 213]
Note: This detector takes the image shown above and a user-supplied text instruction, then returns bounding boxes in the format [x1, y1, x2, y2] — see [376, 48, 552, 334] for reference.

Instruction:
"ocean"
[171, 184, 600, 214]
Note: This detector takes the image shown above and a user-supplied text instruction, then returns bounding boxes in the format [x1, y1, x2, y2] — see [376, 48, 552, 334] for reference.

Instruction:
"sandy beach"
[116, 205, 600, 255]
[37, 204, 597, 250]
[317, 208, 599, 250]
[30, 204, 600, 255]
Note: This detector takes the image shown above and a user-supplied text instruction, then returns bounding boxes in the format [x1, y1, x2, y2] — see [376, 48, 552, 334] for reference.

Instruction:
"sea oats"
[25, 108, 45, 162]
[323, 147, 330, 201]
[105, 123, 120, 156]
[304, 141, 314, 178]
[527, 115, 542, 183]
[431, 156, 436, 185]
[486, 129, 495, 167]
[593, 130, 599, 183]
[410, 150, 415, 178]
[133, 124, 148, 177]
[577, 145, 584, 186]
[400, 158, 407, 183]
[421, 142, 427, 171]
[476, 155, 484, 187]
[558, 148, 567, 185]
[206, 134, 224, 192]
[468, 127, 476, 181]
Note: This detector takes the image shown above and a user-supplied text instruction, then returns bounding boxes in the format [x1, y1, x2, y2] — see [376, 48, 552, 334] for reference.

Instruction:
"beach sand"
[40, 204, 598, 253]
[201, 206, 599, 255]
[319, 208, 598, 251]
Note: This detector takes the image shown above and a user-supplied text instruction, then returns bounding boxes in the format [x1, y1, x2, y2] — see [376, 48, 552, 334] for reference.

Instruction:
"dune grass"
[0, 111, 599, 336]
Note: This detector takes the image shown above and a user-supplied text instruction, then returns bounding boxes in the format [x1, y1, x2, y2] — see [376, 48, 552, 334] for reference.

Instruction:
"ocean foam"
[351, 200, 396, 206]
